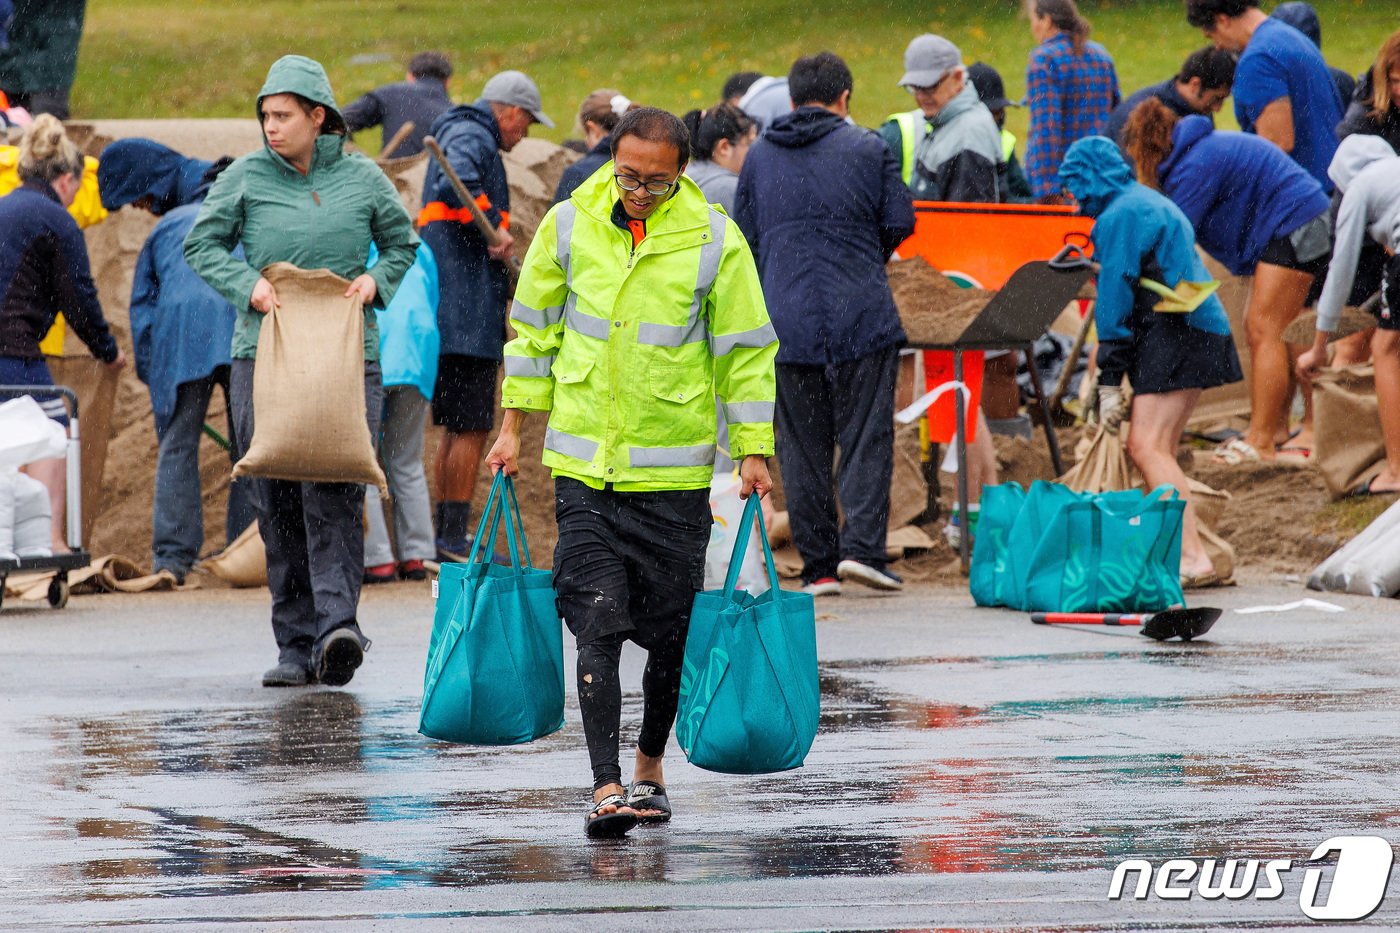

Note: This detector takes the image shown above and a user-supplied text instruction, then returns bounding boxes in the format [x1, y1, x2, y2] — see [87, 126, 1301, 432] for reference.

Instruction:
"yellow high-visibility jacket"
[0, 147, 107, 226]
[501, 163, 778, 491]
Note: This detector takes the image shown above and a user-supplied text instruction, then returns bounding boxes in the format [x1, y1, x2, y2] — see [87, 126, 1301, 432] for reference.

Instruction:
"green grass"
[74, 0, 1392, 149]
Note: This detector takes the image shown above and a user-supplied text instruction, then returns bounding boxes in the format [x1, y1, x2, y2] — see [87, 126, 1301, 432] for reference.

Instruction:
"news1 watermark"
[1109, 836, 1396, 922]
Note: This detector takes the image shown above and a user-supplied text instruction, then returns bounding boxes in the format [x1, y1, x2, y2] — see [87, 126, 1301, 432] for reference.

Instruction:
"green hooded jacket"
[184, 55, 419, 361]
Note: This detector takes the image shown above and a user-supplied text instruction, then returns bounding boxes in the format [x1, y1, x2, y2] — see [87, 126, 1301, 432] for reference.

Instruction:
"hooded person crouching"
[1058, 136, 1241, 589]
[98, 139, 256, 584]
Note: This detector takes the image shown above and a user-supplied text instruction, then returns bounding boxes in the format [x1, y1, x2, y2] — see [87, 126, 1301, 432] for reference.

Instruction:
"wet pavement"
[2, 578, 1399, 930]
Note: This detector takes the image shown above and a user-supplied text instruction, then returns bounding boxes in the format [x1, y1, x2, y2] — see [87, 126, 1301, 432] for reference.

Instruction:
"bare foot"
[589, 783, 636, 823]
[1181, 558, 1215, 580]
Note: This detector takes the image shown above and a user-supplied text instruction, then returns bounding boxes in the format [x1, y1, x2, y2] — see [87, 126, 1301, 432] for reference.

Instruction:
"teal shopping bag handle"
[463, 474, 535, 576]
[1089, 483, 1180, 519]
[502, 475, 534, 569]
[466, 473, 520, 572]
[721, 493, 783, 599]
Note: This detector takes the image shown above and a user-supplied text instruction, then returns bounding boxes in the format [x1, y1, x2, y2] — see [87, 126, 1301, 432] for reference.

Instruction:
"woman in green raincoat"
[186, 55, 418, 689]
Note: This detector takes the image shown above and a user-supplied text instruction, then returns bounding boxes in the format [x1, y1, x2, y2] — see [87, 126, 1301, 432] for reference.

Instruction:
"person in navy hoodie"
[419, 71, 551, 559]
[1058, 136, 1242, 588]
[100, 138, 255, 582]
[1123, 99, 1331, 466]
[734, 51, 915, 596]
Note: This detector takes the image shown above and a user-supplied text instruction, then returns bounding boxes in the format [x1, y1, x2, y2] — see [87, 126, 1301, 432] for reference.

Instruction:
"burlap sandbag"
[890, 419, 929, 528]
[201, 520, 267, 588]
[1197, 521, 1236, 584]
[1060, 425, 1135, 492]
[1313, 364, 1385, 499]
[233, 263, 386, 489]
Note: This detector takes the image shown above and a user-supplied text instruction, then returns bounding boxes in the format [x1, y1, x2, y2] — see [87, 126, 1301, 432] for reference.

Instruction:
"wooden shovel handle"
[422, 135, 522, 282]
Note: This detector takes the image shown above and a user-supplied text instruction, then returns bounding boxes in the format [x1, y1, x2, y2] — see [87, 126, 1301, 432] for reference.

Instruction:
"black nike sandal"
[625, 781, 672, 824]
[584, 793, 637, 839]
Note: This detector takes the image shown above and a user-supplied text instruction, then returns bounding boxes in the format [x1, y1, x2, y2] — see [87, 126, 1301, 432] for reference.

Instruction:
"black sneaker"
[837, 559, 904, 592]
[316, 629, 368, 687]
[262, 661, 312, 687]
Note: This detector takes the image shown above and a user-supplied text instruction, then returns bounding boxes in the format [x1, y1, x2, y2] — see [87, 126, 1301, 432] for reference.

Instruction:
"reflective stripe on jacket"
[501, 163, 778, 492]
[886, 109, 929, 186]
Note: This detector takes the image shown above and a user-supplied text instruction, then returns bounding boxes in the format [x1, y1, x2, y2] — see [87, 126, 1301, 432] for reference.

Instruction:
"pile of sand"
[888, 256, 995, 346]
[70, 121, 574, 563]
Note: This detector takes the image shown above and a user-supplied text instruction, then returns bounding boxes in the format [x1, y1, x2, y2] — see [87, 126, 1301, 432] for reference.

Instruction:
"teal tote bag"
[969, 481, 1026, 608]
[1002, 481, 1083, 611]
[676, 495, 819, 774]
[419, 473, 565, 745]
[1022, 484, 1186, 613]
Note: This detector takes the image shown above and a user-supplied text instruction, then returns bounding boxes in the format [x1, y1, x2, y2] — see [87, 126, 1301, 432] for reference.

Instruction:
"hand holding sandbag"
[232, 263, 387, 490]
[1096, 385, 1125, 434]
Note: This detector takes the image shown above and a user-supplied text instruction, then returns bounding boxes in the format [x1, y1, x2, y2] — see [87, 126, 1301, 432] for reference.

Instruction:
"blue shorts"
[0, 357, 70, 426]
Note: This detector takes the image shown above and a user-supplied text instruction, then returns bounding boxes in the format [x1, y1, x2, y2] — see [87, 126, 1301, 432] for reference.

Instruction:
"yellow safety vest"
[1001, 129, 1018, 163]
[886, 109, 931, 187]
[501, 163, 778, 491]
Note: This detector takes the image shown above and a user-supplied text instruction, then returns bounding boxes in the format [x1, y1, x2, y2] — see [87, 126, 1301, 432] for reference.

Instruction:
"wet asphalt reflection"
[4, 583, 1400, 919]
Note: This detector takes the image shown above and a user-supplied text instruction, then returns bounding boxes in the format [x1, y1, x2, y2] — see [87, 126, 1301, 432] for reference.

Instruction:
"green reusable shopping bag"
[969, 482, 1025, 607]
[419, 473, 564, 745]
[676, 494, 819, 774]
[1022, 484, 1185, 613]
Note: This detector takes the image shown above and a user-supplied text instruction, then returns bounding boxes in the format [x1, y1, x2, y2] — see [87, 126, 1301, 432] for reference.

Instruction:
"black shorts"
[1130, 313, 1244, 395]
[431, 354, 498, 433]
[1259, 214, 1331, 279]
[1379, 253, 1400, 333]
[552, 477, 711, 651]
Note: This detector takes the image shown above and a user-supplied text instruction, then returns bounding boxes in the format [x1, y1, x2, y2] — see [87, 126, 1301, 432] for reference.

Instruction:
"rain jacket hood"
[1159, 113, 1212, 175]
[1057, 136, 1134, 218]
[1328, 134, 1397, 194]
[1270, 2, 1321, 46]
[763, 107, 847, 149]
[257, 55, 348, 137]
[97, 139, 213, 214]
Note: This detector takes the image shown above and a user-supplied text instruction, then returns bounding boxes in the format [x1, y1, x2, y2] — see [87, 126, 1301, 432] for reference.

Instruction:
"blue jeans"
[152, 369, 255, 574]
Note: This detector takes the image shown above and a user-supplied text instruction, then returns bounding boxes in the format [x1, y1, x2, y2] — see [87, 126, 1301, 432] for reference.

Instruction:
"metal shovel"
[1030, 607, 1222, 641]
[1048, 242, 1219, 313]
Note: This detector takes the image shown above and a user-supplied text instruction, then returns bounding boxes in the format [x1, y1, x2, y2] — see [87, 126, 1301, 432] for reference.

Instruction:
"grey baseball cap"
[481, 70, 554, 127]
[898, 34, 962, 89]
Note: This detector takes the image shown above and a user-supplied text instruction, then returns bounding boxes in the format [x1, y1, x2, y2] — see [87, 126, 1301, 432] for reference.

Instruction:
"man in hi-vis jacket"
[487, 107, 777, 839]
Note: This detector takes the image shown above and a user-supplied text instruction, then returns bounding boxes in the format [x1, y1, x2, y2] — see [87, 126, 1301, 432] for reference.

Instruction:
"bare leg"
[1371, 329, 1400, 492]
[981, 352, 1021, 420]
[1240, 263, 1316, 457]
[438, 430, 488, 502]
[1127, 389, 1212, 578]
[966, 409, 998, 505]
[1332, 328, 1375, 367]
[20, 458, 66, 551]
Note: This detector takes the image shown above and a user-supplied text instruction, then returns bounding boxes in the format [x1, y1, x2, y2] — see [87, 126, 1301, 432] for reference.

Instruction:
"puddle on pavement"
[26, 654, 1400, 903]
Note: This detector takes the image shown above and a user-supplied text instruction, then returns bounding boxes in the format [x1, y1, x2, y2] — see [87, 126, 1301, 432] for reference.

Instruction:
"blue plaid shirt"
[1024, 33, 1121, 198]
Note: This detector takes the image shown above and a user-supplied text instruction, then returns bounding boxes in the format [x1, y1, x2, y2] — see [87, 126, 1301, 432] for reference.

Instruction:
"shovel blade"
[1141, 607, 1222, 641]
[1152, 280, 1220, 313]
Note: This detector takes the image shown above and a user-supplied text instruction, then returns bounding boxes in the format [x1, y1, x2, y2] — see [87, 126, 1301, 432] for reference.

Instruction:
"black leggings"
[552, 478, 711, 791]
[577, 627, 689, 790]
